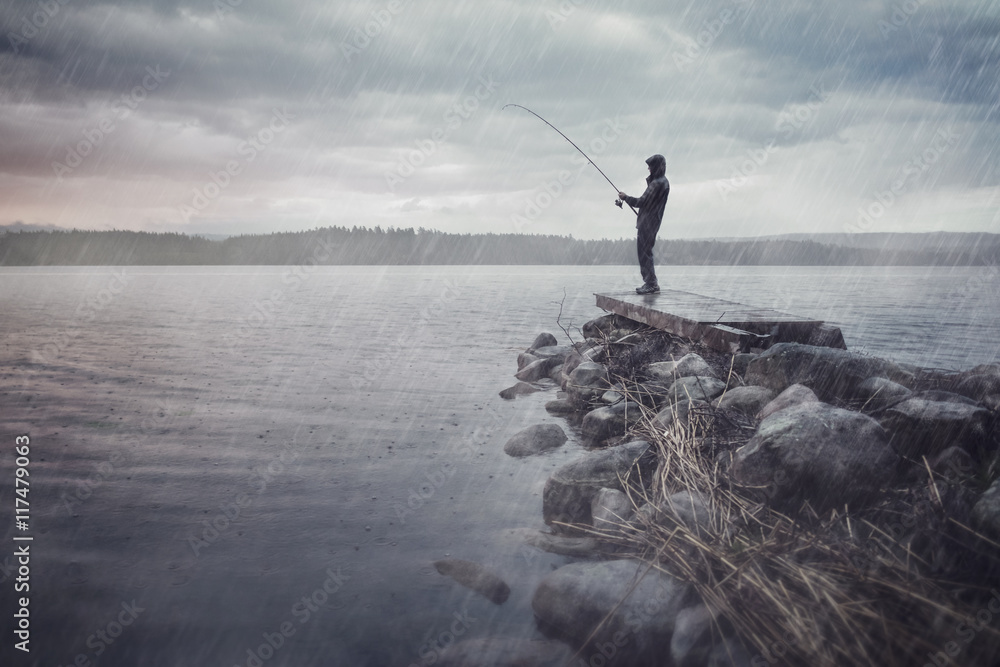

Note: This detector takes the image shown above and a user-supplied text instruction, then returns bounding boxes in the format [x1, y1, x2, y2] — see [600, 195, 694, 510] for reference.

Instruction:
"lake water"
[1, 265, 997, 666]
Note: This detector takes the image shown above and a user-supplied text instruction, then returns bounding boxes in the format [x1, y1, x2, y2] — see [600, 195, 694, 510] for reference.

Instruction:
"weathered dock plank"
[595, 290, 846, 353]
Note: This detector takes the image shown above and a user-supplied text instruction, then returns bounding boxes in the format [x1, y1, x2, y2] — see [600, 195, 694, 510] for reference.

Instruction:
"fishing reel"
[614, 199, 624, 209]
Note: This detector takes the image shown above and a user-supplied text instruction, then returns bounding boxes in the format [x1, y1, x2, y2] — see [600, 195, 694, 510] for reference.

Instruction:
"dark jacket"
[624, 154, 669, 230]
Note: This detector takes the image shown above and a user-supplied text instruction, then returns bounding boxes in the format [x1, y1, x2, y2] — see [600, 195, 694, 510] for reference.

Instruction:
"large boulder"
[565, 361, 609, 406]
[581, 401, 644, 443]
[532, 344, 573, 364]
[715, 386, 776, 417]
[582, 314, 617, 339]
[952, 365, 1000, 402]
[591, 488, 635, 538]
[543, 440, 654, 533]
[758, 384, 819, 421]
[647, 353, 716, 381]
[972, 478, 1000, 539]
[529, 332, 559, 351]
[667, 376, 727, 405]
[532, 559, 690, 662]
[745, 343, 911, 402]
[879, 393, 991, 459]
[653, 399, 707, 431]
[730, 402, 897, 512]
[855, 376, 912, 412]
[515, 357, 556, 382]
[503, 423, 568, 457]
[636, 490, 713, 538]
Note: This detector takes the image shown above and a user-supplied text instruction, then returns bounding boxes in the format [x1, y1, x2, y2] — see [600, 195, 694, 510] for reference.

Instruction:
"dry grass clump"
[583, 381, 1000, 666]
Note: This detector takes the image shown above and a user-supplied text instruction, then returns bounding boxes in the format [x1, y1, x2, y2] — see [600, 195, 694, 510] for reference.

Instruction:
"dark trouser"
[636, 221, 660, 286]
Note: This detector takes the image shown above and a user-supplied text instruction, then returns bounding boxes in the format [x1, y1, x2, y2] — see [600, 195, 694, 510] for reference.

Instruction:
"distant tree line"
[1, 226, 997, 266]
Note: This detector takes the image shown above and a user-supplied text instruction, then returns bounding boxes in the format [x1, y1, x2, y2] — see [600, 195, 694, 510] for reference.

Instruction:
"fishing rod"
[502, 103, 638, 216]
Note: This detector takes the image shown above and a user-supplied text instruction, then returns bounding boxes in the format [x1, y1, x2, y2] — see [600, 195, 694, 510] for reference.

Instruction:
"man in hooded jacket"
[619, 154, 669, 295]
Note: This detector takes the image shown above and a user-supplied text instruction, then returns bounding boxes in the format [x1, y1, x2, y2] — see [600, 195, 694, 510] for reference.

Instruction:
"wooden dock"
[595, 290, 846, 354]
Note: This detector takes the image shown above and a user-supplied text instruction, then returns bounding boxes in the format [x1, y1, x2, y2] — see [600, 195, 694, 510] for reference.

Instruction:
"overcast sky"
[1, 0, 998, 239]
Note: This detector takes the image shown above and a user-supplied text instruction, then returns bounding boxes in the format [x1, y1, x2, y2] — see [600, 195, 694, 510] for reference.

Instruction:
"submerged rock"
[433, 559, 511, 605]
[731, 402, 897, 513]
[531, 559, 689, 661]
[499, 382, 540, 400]
[758, 383, 819, 420]
[503, 423, 568, 457]
[543, 440, 654, 533]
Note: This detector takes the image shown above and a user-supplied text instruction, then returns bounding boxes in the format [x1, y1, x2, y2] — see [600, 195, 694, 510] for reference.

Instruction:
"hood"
[645, 154, 666, 181]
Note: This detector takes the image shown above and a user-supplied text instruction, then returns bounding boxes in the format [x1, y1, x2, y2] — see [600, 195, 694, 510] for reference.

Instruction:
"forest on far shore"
[1, 226, 998, 266]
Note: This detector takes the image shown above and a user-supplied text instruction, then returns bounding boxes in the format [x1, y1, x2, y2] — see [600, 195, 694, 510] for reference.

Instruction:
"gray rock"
[531, 559, 689, 661]
[529, 332, 559, 351]
[668, 376, 727, 404]
[647, 353, 716, 381]
[715, 386, 776, 416]
[566, 361, 609, 406]
[581, 401, 644, 442]
[653, 399, 707, 430]
[545, 399, 577, 415]
[638, 490, 713, 537]
[543, 440, 654, 533]
[758, 384, 819, 420]
[591, 488, 634, 536]
[532, 345, 573, 364]
[671, 604, 718, 667]
[582, 313, 618, 339]
[745, 342, 911, 402]
[972, 478, 1000, 538]
[433, 559, 511, 605]
[499, 382, 540, 400]
[517, 351, 540, 371]
[952, 368, 1000, 402]
[520, 530, 600, 558]
[855, 376, 912, 412]
[731, 402, 897, 513]
[503, 423, 568, 457]
[879, 395, 991, 459]
[515, 357, 555, 383]
[437, 637, 572, 667]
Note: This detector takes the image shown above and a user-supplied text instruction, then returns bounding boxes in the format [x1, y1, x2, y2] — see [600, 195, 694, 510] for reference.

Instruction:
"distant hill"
[0, 227, 997, 266]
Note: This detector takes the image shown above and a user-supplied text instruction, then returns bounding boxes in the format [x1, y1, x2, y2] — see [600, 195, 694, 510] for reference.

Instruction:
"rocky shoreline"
[437, 313, 1000, 666]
